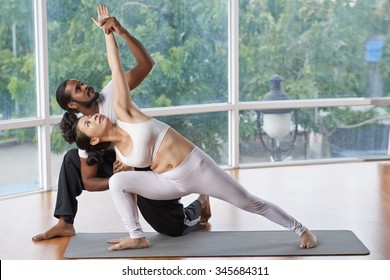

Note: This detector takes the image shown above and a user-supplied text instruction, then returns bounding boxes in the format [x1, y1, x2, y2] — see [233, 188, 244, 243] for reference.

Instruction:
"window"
[47, 0, 228, 112]
[0, 0, 36, 120]
[238, 0, 390, 165]
[0, 0, 40, 197]
[239, 0, 390, 101]
[240, 105, 390, 164]
[0, 128, 40, 196]
[157, 112, 229, 165]
[1, 0, 390, 197]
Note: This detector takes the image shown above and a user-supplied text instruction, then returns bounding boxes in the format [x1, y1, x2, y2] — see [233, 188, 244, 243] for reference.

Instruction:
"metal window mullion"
[0, 118, 45, 130]
[34, 0, 51, 191]
[228, 0, 240, 168]
[238, 97, 390, 111]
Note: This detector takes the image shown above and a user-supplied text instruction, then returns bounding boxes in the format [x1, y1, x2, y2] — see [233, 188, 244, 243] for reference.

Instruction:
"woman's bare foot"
[300, 230, 317, 249]
[107, 236, 150, 251]
[32, 218, 76, 241]
[198, 195, 211, 222]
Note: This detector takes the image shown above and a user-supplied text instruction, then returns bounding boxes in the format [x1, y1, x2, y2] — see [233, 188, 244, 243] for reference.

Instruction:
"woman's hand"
[91, 4, 111, 34]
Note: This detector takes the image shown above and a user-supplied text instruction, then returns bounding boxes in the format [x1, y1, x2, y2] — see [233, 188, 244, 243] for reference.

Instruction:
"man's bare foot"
[107, 236, 150, 251]
[32, 218, 75, 241]
[300, 230, 317, 249]
[198, 194, 211, 222]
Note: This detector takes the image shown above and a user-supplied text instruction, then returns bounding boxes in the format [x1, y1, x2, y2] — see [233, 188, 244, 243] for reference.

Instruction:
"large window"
[239, 0, 390, 101]
[47, 0, 228, 113]
[238, 0, 390, 165]
[239, 105, 390, 164]
[0, 128, 40, 196]
[0, 0, 40, 197]
[0, 0, 36, 120]
[1, 0, 390, 197]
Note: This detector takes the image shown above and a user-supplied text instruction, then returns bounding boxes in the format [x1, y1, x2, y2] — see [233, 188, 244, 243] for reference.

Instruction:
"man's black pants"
[54, 149, 203, 237]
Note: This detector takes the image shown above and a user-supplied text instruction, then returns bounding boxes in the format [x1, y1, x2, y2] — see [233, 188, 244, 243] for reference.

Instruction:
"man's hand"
[113, 160, 124, 174]
[100, 17, 125, 35]
[113, 160, 133, 174]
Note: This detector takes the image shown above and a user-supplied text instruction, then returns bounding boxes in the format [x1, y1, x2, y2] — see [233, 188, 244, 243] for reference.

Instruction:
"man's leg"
[32, 149, 115, 241]
[137, 195, 211, 237]
[53, 149, 84, 224]
[32, 149, 82, 241]
[198, 194, 211, 223]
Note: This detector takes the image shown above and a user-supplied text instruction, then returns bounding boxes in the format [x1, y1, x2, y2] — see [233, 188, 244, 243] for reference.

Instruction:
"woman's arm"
[104, 32, 133, 121]
[93, 4, 146, 122]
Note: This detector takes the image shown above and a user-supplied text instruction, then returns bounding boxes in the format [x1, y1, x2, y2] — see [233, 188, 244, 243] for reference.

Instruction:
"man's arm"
[122, 27, 155, 90]
[80, 157, 109, 191]
[101, 17, 155, 90]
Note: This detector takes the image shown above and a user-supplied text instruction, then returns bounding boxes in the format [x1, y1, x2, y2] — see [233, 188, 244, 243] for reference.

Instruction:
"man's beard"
[75, 91, 100, 109]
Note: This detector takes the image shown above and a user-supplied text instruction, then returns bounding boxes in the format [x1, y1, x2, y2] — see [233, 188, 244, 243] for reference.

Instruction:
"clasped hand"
[92, 4, 123, 35]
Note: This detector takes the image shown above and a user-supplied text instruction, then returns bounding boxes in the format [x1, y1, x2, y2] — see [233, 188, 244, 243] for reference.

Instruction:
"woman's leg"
[106, 191, 150, 250]
[178, 151, 307, 236]
[170, 148, 316, 248]
[111, 190, 143, 238]
[109, 170, 190, 239]
[110, 150, 305, 235]
[109, 148, 316, 249]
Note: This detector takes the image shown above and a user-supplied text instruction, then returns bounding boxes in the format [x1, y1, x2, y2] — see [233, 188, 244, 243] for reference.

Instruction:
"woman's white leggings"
[109, 147, 307, 239]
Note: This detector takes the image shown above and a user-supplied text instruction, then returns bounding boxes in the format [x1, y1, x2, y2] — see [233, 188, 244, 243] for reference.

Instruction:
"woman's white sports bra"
[114, 118, 170, 168]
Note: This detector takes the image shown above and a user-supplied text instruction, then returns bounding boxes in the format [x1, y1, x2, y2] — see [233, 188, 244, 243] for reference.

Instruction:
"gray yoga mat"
[64, 230, 369, 258]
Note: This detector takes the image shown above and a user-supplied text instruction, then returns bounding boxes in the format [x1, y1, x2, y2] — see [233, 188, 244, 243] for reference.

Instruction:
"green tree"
[239, 0, 389, 143]
[46, 0, 229, 161]
[0, 0, 35, 122]
[1, 0, 389, 162]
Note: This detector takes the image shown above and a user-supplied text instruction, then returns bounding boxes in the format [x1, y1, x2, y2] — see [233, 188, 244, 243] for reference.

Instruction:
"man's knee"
[137, 197, 186, 237]
[148, 221, 184, 237]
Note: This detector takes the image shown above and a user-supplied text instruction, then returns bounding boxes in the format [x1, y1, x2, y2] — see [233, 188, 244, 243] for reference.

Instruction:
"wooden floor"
[1, 160, 390, 260]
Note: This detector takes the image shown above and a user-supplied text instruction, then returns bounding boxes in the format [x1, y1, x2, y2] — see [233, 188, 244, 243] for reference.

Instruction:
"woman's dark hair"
[56, 80, 76, 113]
[59, 112, 112, 166]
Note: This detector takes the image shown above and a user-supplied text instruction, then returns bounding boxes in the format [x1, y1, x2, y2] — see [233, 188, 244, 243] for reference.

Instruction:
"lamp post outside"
[256, 75, 298, 161]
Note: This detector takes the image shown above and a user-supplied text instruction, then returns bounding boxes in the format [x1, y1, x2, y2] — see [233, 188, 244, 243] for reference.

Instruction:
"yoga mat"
[64, 230, 369, 259]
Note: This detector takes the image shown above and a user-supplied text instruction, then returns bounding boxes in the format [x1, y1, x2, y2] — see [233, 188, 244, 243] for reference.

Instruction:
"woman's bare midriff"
[151, 128, 195, 174]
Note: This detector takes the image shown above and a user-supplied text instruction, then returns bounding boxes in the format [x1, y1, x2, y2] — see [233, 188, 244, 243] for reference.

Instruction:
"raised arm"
[93, 4, 147, 122]
[100, 17, 154, 90]
[104, 31, 131, 118]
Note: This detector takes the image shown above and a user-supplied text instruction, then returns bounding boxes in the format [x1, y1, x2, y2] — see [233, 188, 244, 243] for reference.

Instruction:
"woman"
[68, 4, 316, 251]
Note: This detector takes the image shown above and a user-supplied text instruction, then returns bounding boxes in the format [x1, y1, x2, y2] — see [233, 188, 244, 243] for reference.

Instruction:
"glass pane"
[47, 0, 228, 116]
[157, 112, 228, 165]
[239, 0, 390, 101]
[0, 127, 40, 196]
[0, 0, 36, 120]
[239, 105, 390, 164]
[49, 112, 228, 187]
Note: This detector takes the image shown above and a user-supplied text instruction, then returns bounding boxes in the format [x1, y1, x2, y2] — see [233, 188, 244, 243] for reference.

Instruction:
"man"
[32, 16, 211, 241]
